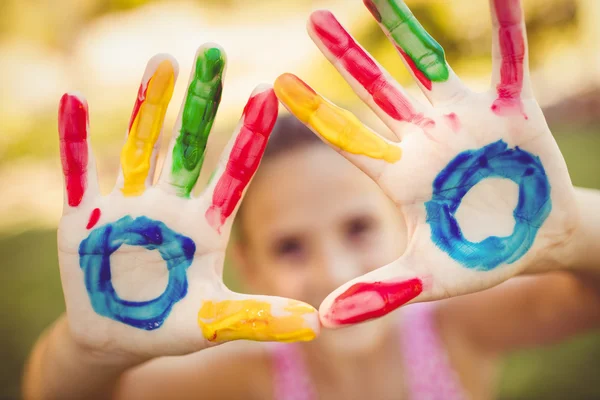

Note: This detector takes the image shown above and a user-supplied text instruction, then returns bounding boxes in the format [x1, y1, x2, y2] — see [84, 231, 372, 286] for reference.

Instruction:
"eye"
[345, 216, 377, 243]
[272, 236, 305, 261]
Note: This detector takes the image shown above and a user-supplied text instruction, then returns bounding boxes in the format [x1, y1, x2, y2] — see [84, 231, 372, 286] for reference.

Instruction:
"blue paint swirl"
[79, 216, 196, 330]
[425, 140, 551, 271]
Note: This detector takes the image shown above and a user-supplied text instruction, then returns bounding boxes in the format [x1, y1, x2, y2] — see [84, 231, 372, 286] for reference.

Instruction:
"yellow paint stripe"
[274, 73, 401, 163]
[121, 60, 175, 196]
[198, 299, 317, 343]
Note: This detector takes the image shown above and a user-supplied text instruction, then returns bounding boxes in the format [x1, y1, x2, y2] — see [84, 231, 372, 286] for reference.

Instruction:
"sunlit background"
[1, 0, 599, 398]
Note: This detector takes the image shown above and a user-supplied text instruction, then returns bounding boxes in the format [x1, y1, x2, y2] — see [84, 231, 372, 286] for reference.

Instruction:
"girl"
[25, 0, 600, 398]
[27, 113, 600, 400]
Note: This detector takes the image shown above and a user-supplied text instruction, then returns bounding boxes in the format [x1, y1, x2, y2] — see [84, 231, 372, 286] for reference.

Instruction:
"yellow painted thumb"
[198, 298, 318, 343]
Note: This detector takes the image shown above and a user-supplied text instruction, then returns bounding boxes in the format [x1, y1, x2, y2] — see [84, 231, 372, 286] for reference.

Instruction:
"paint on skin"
[364, 0, 383, 21]
[397, 46, 432, 90]
[128, 82, 149, 133]
[58, 94, 89, 207]
[79, 216, 195, 330]
[205, 89, 278, 232]
[170, 48, 225, 197]
[327, 278, 423, 325]
[425, 140, 551, 271]
[490, 0, 527, 118]
[364, 0, 449, 83]
[121, 60, 176, 197]
[274, 73, 402, 163]
[198, 299, 317, 343]
[444, 112, 461, 133]
[310, 11, 419, 121]
[86, 208, 101, 230]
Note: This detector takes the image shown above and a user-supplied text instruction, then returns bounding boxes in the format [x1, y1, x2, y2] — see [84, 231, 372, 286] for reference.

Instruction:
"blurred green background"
[1, 0, 599, 399]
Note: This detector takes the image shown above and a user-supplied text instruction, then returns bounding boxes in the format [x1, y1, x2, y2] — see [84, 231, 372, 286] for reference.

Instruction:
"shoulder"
[115, 342, 275, 400]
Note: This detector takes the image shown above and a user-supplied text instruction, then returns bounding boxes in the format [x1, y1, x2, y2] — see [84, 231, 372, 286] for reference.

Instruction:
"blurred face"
[235, 144, 406, 310]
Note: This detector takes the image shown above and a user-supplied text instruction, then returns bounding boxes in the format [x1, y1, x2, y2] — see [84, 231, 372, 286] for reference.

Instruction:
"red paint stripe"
[205, 89, 278, 232]
[363, 0, 382, 22]
[444, 112, 461, 133]
[128, 81, 149, 133]
[397, 46, 432, 91]
[86, 208, 101, 229]
[310, 10, 417, 122]
[58, 94, 89, 207]
[327, 278, 423, 325]
[491, 0, 527, 117]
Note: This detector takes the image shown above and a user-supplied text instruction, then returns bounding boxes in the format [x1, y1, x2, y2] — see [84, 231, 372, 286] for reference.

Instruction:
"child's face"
[235, 144, 407, 309]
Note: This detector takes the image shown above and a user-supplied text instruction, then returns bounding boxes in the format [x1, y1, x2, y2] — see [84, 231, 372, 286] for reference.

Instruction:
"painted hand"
[57, 45, 318, 357]
[274, 0, 579, 327]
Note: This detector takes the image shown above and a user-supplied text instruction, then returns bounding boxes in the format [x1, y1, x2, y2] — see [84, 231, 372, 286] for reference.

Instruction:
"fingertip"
[196, 42, 226, 57]
[146, 53, 180, 81]
[274, 72, 307, 89]
[273, 74, 319, 122]
[194, 44, 227, 82]
[155, 59, 177, 82]
[58, 91, 92, 208]
[59, 92, 89, 138]
[273, 73, 288, 94]
[319, 277, 425, 327]
[61, 91, 87, 106]
[243, 85, 278, 132]
[250, 82, 274, 97]
[59, 92, 88, 116]
[318, 300, 339, 329]
[307, 9, 347, 51]
[145, 59, 177, 105]
[197, 298, 320, 343]
[308, 9, 335, 28]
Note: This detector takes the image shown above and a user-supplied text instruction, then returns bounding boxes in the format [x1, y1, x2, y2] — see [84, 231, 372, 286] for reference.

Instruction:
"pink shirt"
[270, 303, 467, 400]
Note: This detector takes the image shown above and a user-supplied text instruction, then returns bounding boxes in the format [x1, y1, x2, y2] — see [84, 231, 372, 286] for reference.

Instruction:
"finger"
[274, 73, 402, 181]
[363, 0, 469, 105]
[307, 10, 430, 136]
[198, 291, 319, 343]
[58, 93, 99, 210]
[158, 44, 226, 197]
[202, 84, 277, 234]
[319, 256, 430, 328]
[489, 0, 532, 116]
[118, 55, 178, 197]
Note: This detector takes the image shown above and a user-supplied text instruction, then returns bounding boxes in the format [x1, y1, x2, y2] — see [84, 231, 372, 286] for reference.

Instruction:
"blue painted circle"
[425, 140, 551, 271]
[79, 216, 196, 330]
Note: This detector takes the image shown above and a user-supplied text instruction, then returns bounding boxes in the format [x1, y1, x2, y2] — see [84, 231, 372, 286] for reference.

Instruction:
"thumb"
[198, 290, 320, 343]
[319, 256, 433, 328]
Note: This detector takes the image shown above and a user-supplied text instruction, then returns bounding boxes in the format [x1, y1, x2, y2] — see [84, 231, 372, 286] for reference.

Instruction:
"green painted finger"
[170, 47, 225, 197]
[364, 0, 449, 85]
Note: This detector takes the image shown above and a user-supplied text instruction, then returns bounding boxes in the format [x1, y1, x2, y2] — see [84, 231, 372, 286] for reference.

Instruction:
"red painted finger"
[318, 255, 434, 328]
[204, 85, 278, 233]
[489, 0, 531, 117]
[325, 278, 424, 325]
[308, 10, 423, 125]
[58, 93, 93, 207]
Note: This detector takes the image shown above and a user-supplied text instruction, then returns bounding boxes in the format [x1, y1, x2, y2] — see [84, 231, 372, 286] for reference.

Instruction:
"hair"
[234, 114, 324, 242]
[262, 113, 322, 160]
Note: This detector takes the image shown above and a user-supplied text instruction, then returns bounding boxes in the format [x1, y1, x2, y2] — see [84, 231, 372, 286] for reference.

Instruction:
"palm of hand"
[58, 189, 222, 355]
[57, 47, 318, 357]
[274, 0, 578, 327]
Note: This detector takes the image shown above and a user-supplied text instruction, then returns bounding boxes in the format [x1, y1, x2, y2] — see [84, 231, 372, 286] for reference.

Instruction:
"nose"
[319, 239, 363, 288]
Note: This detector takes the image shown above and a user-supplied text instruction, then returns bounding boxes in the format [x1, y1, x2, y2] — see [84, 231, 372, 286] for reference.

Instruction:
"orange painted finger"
[198, 297, 318, 343]
[274, 73, 402, 164]
[119, 56, 177, 196]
